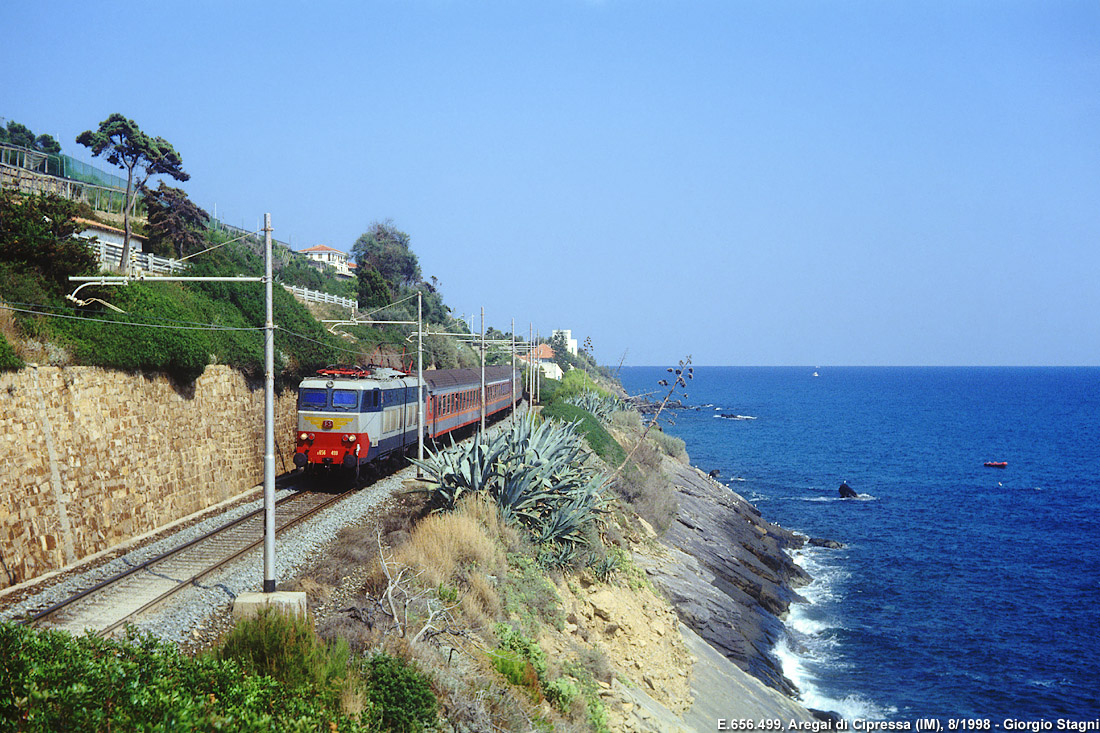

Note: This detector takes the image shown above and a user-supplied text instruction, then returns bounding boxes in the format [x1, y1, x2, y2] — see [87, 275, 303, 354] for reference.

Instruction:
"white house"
[552, 329, 578, 355]
[519, 343, 564, 380]
[76, 217, 146, 254]
[300, 244, 355, 279]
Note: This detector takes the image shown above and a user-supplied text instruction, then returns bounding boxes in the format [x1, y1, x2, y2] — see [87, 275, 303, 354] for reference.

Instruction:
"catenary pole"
[70, 215, 278, 596]
[479, 307, 486, 433]
[416, 290, 424, 476]
[262, 213, 276, 593]
[510, 318, 516, 424]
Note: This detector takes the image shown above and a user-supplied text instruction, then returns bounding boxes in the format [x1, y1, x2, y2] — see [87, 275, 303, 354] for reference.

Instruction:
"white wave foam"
[776, 547, 893, 720]
[775, 633, 895, 720]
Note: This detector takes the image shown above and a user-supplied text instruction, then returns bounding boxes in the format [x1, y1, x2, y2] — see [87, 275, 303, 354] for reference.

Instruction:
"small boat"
[812, 371, 819, 377]
[984, 461, 1008, 468]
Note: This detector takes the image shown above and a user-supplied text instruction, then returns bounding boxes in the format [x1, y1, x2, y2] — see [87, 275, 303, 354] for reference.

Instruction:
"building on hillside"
[300, 244, 355, 279]
[519, 342, 564, 380]
[76, 218, 146, 255]
[552, 329, 578, 355]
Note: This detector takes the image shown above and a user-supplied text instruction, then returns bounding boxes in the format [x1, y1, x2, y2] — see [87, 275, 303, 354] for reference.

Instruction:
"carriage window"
[332, 390, 358, 410]
[300, 389, 327, 408]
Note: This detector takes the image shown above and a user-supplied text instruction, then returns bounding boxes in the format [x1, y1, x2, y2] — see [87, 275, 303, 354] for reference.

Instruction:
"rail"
[22, 488, 349, 636]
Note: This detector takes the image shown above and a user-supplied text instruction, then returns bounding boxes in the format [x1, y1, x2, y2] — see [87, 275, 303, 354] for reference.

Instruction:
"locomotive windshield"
[332, 390, 358, 410]
[298, 387, 360, 411]
[299, 389, 327, 408]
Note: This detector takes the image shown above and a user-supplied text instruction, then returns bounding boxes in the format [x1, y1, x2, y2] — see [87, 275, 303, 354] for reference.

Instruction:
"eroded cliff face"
[0, 365, 297, 584]
[637, 458, 812, 696]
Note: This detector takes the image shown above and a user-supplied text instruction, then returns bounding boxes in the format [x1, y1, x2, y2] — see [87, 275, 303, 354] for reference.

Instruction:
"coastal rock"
[808, 537, 844, 549]
[838, 482, 858, 499]
[636, 462, 811, 696]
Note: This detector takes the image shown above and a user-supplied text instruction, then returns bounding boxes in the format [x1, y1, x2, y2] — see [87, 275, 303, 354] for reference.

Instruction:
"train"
[293, 363, 523, 478]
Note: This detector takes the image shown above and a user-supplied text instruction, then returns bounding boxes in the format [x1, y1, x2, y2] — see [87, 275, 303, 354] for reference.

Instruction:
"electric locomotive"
[294, 363, 521, 478]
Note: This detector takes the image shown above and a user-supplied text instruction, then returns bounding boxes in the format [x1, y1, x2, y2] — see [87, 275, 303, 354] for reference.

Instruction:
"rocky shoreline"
[634, 453, 834, 714]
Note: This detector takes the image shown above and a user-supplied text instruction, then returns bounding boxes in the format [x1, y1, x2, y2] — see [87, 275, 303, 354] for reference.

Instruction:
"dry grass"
[0, 299, 28, 361]
[397, 498, 506, 585]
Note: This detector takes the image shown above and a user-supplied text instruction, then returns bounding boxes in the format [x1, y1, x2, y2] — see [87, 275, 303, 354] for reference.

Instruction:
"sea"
[616, 366, 1100, 723]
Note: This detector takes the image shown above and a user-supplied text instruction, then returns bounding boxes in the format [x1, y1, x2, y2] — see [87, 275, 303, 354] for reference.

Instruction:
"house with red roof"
[299, 244, 355, 279]
[519, 342, 564, 380]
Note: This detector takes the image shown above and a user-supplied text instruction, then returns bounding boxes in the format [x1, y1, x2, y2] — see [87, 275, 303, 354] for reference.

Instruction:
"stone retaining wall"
[0, 365, 297, 586]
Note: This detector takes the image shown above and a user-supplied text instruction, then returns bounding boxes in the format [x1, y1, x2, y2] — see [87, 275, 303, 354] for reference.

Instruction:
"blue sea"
[617, 367, 1100, 722]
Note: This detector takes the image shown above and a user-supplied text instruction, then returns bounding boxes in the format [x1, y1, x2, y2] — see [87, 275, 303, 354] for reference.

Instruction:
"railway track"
[20, 488, 349, 637]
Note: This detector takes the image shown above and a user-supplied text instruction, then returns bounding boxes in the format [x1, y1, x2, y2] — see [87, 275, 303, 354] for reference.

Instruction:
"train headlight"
[343, 434, 356, 443]
[308, 433, 316, 441]
[299, 432, 308, 441]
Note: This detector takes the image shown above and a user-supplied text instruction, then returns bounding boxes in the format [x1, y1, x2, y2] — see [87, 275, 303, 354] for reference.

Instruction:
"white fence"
[88, 240, 188, 275]
[87, 242, 357, 312]
[282, 285, 357, 311]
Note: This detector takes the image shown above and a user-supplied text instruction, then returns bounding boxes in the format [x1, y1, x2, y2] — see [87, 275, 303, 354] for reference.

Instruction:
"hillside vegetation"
[0, 190, 491, 380]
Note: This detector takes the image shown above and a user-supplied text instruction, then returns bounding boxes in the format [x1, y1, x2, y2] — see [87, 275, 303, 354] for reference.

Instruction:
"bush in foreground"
[0, 620, 373, 732]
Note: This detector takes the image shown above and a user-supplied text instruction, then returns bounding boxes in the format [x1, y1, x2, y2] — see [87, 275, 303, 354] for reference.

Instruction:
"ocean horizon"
[617, 366, 1100, 721]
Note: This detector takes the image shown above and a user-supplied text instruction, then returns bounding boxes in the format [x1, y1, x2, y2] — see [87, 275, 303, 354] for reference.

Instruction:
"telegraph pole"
[510, 318, 516, 423]
[262, 214, 276, 593]
[416, 290, 424, 475]
[69, 213, 296, 613]
[479, 307, 486, 433]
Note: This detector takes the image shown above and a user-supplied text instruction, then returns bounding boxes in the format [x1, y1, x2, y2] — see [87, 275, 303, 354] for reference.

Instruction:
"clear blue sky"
[4, 1, 1098, 366]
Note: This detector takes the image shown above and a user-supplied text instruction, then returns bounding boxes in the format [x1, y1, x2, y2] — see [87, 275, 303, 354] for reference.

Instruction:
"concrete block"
[232, 591, 309, 619]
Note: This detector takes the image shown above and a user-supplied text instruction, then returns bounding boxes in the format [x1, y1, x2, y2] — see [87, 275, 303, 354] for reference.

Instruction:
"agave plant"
[412, 415, 611, 553]
[565, 391, 622, 423]
[410, 432, 507, 510]
[537, 541, 580, 570]
[492, 457, 557, 526]
[589, 551, 622, 582]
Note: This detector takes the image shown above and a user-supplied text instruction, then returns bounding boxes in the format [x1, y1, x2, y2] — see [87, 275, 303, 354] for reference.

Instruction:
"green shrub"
[0, 191, 98, 294]
[0, 333, 21, 370]
[363, 652, 438, 732]
[537, 375, 561, 404]
[500, 553, 565, 632]
[540, 401, 627, 467]
[552, 369, 616, 405]
[59, 282, 213, 383]
[544, 675, 579, 712]
[412, 416, 608, 562]
[489, 648, 541, 698]
[494, 623, 548, 682]
[217, 607, 348, 705]
[560, 660, 611, 733]
[651, 429, 687, 461]
[0, 621, 369, 732]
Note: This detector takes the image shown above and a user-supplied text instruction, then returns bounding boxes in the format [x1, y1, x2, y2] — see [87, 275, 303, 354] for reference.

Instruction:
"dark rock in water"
[708, 469, 721, 478]
[809, 537, 844, 549]
[809, 709, 845, 728]
[629, 396, 689, 415]
[838, 481, 858, 499]
[637, 464, 812, 697]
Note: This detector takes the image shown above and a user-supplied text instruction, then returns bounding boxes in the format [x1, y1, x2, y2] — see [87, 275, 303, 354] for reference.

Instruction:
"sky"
[3, 1, 1098, 366]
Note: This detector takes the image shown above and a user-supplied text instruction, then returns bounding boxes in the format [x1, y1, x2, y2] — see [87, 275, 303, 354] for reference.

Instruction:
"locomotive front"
[293, 365, 424, 479]
[293, 369, 376, 474]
